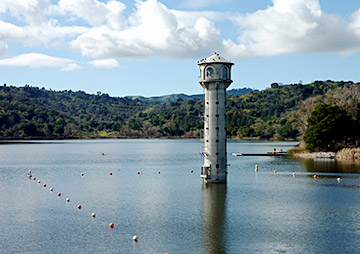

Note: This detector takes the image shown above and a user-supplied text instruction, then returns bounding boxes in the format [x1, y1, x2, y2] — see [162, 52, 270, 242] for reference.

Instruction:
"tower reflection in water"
[201, 184, 227, 254]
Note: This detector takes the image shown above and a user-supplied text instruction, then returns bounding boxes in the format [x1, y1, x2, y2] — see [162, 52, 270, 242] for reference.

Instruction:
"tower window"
[222, 66, 228, 80]
[216, 114, 219, 117]
[206, 67, 214, 77]
[216, 164, 219, 168]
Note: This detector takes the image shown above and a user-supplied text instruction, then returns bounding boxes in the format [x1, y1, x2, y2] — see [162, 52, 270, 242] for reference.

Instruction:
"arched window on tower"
[206, 67, 214, 78]
[222, 66, 228, 80]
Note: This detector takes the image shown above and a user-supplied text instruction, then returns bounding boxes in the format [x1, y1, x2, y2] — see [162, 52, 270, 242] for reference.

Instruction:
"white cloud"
[57, 0, 127, 29]
[69, 0, 224, 59]
[227, 0, 360, 58]
[89, 59, 120, 69]
[0, 0, 360, 62]
[0, 0, 50, 25]
[0, 53, 81, 71]
[179, 0, 232, 9]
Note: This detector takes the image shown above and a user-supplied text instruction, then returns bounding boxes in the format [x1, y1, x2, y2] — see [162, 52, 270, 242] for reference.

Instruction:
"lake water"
[0, 139, 359, 254]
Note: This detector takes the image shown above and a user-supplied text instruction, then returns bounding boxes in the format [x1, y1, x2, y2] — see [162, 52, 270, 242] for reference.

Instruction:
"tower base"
[201, 166, 227, 183]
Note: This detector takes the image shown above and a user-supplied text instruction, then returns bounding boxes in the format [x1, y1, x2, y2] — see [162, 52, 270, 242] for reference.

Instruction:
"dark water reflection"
[201, 184, 227, 254]
[298, 158, 360, 174]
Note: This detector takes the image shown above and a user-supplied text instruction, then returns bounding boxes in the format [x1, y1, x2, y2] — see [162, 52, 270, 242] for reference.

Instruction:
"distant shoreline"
[293, 148, 360, 161]
[0, 136, 298, 141]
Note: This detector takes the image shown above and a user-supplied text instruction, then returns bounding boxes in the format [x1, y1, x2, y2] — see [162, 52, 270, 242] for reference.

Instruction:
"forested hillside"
[0, 81, 358, 142]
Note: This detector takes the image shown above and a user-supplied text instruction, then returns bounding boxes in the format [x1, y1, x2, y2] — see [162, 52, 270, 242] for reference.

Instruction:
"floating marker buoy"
[50, 188, 53, 192]
[255, 164, 258, 172]
[337, 177, 341, 182]
[313, 175, 317, 179]
[102, 153, 105, 156]
[43, 184, 46, 188]
[190, 170, 193, 173]
[292, 172, 296, 176]
[33, 177, 36, 180]
[91, 213, 96, 218]
[77, 204, 81, 209]
[273, 170, 277, 174]
[57, 192, 61, 197]
[157, 171, 160, 174]
[66, 198, 70, 202]
[110, 172, 112, 175]
[38, 180, 41, 183]
[81, 173, 84, 176]
[132, 235, 138, 242]
[137, 171, 140, 175]
[109, 223, 114, 228]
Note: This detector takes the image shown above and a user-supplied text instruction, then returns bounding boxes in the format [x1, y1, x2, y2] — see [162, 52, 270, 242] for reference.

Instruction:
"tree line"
[1, 81, 359, 151]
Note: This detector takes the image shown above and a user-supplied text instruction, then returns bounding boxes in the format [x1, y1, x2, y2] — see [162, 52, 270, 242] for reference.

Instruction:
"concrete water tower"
[198, 53, 233, 183]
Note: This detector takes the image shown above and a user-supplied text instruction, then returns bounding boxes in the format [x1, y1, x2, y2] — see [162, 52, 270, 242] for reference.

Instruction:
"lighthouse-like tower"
[198, 53, 233, 183]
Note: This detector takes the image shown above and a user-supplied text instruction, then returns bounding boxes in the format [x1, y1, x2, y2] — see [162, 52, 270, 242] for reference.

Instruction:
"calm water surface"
[0, 139, 359, 254]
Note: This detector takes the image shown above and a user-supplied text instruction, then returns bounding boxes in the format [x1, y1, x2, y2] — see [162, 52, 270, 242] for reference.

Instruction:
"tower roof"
[198, 53, 234, 65]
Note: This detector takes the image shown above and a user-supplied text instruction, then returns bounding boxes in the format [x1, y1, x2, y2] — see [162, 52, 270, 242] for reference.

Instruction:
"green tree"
[303, 104, 357, 151]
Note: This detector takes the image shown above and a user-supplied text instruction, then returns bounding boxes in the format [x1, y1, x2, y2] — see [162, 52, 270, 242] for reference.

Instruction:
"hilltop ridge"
[124, 88, 256, 103]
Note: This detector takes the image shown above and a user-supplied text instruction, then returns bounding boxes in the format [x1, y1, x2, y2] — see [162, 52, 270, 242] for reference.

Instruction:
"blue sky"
[0, 0, 360, 97]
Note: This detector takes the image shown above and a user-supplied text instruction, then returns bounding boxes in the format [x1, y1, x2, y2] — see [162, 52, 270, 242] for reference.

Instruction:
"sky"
[0, 0, 360, 97]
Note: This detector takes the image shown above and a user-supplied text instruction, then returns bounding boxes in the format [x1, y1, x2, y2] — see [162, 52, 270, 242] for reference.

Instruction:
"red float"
[274, 170, 277, 174]
[57, 192, 61, 196]
[190, 170, 194, 173]
[137, 171, 140, 175]
[110, 172, 112, 175]
[109, 223, 114, 228]
[43, 184, 46, 187]
[78, 204, 82, 209]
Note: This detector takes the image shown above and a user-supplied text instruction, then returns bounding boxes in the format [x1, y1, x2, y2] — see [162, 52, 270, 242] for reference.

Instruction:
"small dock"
[232, 152, 291, 157]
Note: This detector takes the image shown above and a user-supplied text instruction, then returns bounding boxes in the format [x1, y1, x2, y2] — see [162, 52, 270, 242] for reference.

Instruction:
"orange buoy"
[313, 175, 317, 179]
[273, 170, 277, 174]
[110, 172, 112, 175]
[109, 223, 114, 228]
[57, 192, 61, 197]
[77, 204, 82, 209]
[43, 184, 46, 188]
